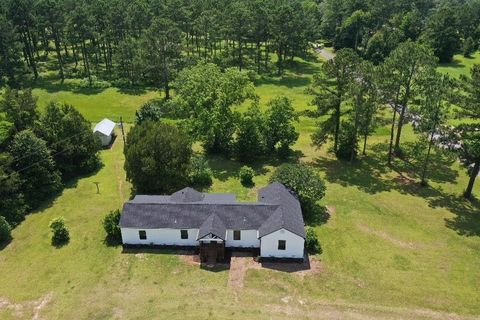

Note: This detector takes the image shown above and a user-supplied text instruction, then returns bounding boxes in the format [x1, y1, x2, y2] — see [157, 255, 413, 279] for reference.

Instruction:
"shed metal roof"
[93, 118, 116, 136]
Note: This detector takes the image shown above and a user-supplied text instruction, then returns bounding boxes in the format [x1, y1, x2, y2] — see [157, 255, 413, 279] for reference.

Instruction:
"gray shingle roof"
[120, 202, 276, 230]
[130, 193, 236, 204]
[170, 187, 204, 202]
[197, 214, 226, 240]
[258, 183, 305, 238]
[119, 183, 305, 238]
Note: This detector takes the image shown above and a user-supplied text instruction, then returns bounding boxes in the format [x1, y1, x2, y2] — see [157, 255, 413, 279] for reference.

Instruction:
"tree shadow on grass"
[312, 143, 459, 195]
[103, 235, 122, 247]
[62, 161, 105, 189]
[26, 162, 106, 219]
[312, 142, 480, 237]
[394, 142, 459, 185]
[284, 58, 322, 75]
[305, 205, 330, 227]
[440, 196, 480, 237]
[255, 59, 322, 89]
[439, 58, 466, 70]
[51, 238, 69, 249]
[0, 238, 12, 251]
[255, 74, 312, 88]
[207, 151, 303, 182]
[28, 77, 108, 95]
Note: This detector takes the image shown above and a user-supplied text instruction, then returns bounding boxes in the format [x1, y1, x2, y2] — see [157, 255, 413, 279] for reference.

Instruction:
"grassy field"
[438, 51, 480, 78]
[0, 53, 479, 319]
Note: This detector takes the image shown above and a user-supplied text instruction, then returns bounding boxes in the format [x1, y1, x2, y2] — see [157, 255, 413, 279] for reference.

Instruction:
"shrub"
[103, 209, 122, 243]
[270, 163, 326, 220]
[49, 217, 69, 246]
[305, 226, 321, 254]
[0, 216, 12, 243]
[239, 166, 255, 186]
[78, 76, 111, 89]
[135, 101, 163, 124]
[189, 156, 213, 188]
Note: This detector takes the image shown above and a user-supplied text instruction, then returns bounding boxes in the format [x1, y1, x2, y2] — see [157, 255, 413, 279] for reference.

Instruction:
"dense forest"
[0, 0, 479, 93]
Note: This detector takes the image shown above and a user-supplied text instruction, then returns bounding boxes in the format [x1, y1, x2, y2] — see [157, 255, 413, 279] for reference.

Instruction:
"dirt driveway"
[227, 252, 321, 288]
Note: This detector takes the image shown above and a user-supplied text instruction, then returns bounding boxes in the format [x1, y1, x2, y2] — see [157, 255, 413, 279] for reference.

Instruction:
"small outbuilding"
[93, 118, 116, 146]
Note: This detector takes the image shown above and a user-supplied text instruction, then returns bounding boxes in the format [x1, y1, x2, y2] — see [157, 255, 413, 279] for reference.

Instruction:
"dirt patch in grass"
[177, 250, 201, 266]
[326, 205, 337, 215]
[228, 252, 260, 288]
[261, 256, 322, 278]
[228, 252, 322, 288]
[0, 293, 53, 320]
[264, 299, 480, 320]
[357, 223, 420, 249]
[394, 174, 416, 186]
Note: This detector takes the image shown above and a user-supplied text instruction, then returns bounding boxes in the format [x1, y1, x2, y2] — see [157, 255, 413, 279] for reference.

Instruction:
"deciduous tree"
[174, 63, 256, 155]
[265, 96, 298, 157]
[270, 163, 326, 220]
[235, 105, 266, 162]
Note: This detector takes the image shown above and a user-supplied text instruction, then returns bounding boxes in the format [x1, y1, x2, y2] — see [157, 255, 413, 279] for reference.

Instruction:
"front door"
[206, 245, 217, 264]
[200, 241, 224, 263]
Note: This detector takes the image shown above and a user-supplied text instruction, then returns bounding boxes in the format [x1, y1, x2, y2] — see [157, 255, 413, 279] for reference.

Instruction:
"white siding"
[225, 230, 260, 248]
[260, 229, 305, 259]
[121, 228, 199, 246]
[95, 132, 112, 146]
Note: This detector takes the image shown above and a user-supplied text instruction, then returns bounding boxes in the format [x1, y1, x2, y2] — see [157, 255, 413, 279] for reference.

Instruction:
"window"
[139, 230, 147, 240]
[233, 230, 241, 240]
[180, 230, 188, 239]
[278, 240, 286, 250]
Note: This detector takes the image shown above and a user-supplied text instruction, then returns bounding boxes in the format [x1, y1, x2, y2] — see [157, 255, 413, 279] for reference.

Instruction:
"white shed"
[93, 118, 116, 146]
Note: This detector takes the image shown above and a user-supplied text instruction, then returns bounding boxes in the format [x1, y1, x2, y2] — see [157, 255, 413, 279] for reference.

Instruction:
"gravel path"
[315, 47, 335, 61]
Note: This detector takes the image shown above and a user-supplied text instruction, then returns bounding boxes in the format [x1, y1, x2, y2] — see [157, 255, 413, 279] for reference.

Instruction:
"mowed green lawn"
[438, 51, 480, 78]
[0, 53, 480, 319]
[32, 80, 160, 123]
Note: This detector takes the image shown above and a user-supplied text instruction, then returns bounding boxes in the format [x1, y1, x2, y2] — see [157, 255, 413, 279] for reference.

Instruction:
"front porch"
[199, 241, 225, 263]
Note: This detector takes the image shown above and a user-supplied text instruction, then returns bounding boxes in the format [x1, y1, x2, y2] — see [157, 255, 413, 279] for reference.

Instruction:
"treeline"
[0, 0, 319, 92]
[310, 42, 480, 199]
[0, 89, 101, 234]
[320, 0, 480, 63]
[2, 0, 479, 92]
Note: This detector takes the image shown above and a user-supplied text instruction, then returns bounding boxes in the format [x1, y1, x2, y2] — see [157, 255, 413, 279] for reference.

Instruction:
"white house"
[119, 183, 306, 262]
[93, 118, 116, 146]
